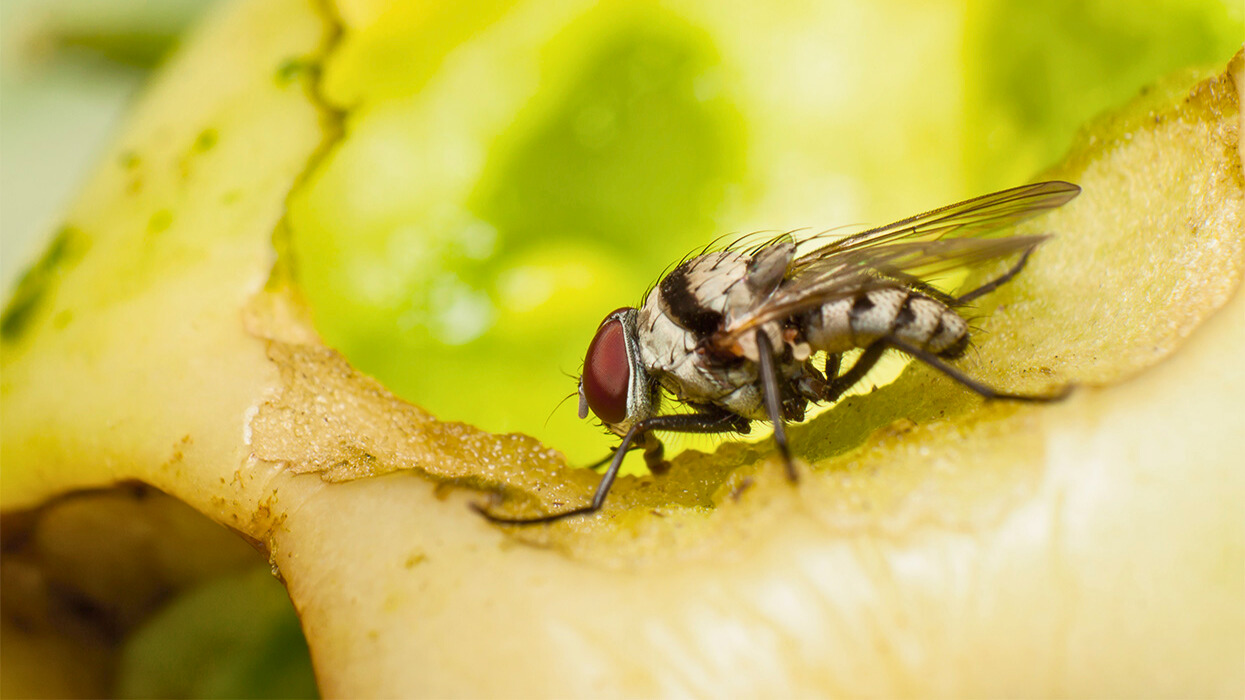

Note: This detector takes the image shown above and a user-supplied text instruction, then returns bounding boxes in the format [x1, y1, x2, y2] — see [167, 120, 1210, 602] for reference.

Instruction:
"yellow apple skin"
[1, 0, 1242, 695]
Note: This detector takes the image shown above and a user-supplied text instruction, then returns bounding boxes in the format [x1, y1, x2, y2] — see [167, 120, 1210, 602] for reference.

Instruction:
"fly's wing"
[716, 181, 1080, 347]
[792, 180, 1080, 263]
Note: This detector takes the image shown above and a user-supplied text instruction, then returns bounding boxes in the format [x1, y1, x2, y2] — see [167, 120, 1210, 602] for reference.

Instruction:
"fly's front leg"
[584, 443, 639, 471]
[585, 435, 664, 475]
[754, 329, 798, 482]
[473, 410, 745, 526]
[640, 431, 668, 475]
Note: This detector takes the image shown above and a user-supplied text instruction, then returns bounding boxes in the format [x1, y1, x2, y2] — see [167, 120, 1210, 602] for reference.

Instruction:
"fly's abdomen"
[803, 288, 969, 357]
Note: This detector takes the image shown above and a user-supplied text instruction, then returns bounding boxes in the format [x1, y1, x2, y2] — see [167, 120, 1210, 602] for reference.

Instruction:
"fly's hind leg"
[820, 343, 886, 403]
[956, 248, 1036, 304]
[799, 346, 888, 405]
[809, 333, 1068, 406]
[883, 337, 1071, 402]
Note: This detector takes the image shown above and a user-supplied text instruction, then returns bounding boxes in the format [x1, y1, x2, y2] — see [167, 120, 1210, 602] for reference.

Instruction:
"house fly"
[475, 181, 1080, 525]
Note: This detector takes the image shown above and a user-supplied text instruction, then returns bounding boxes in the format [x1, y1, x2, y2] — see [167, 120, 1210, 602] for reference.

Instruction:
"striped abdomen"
[802, 287, 969, 358]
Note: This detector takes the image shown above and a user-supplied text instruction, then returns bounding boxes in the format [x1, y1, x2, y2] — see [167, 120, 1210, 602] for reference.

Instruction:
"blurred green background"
[1, 0, 1239, 696]
[3, 0, 1240, 466]
[285, 0, 1240, 468]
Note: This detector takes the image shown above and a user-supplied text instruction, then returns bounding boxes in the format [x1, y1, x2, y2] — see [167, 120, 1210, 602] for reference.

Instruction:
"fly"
[475, 181, 1081, 525]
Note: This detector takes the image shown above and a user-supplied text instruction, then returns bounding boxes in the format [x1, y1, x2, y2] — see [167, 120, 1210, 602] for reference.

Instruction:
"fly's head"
[578, 307, 654, 436]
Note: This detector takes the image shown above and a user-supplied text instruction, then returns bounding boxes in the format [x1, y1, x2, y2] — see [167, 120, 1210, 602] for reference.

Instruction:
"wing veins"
[793, 180, 1080, 267]
[714, 181, 1080, 346]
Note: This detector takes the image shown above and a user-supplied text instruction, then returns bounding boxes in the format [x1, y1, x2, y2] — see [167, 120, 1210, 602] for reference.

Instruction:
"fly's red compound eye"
[581, 313, 631, 424]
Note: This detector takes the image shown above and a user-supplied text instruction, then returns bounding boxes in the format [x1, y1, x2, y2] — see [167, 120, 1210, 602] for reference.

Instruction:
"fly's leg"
[640, 431, 669, 476]
[880, 272, 958, 306]
[795, 357, 830, 403]
[754, 330, 798, 482]
[956, 248, 1035, 304]
[584, 444, 638, 471]
[799, 347, 888, 405]
[473, 410, 746, 525]
[883, 337, 1071, 402]
[589, 405, 742, 474]
[823, 353, 841, 384]
[814, 335, 1069, 404]
[584, 452, 613, 471]
[819, 343, 886, 403]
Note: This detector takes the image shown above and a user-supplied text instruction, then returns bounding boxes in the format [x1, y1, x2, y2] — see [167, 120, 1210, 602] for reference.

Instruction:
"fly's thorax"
[637, 251, 757, 400]
[655, 250, 751, 338]
[632, 240, 805, 419]
[638, 304, 757, 407]
[802, 287, 970, 356]
[637, 288, 693, 375]
[651, 243, 798, 363]
[637, 286, 768, 413]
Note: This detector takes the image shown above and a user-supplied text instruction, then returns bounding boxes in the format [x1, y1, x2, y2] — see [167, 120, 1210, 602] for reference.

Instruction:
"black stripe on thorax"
[847, 292, 874, 346]
[893, 293, 917, 331]
[659, 263, 724, 338]
[849, 292, 875, 319]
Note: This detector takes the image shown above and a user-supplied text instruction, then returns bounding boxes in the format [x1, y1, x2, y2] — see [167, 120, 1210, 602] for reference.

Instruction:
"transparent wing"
[725, 235, 1048, 332]
[792, 180, 1080, 263]
[716, 181, 1080, 346]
